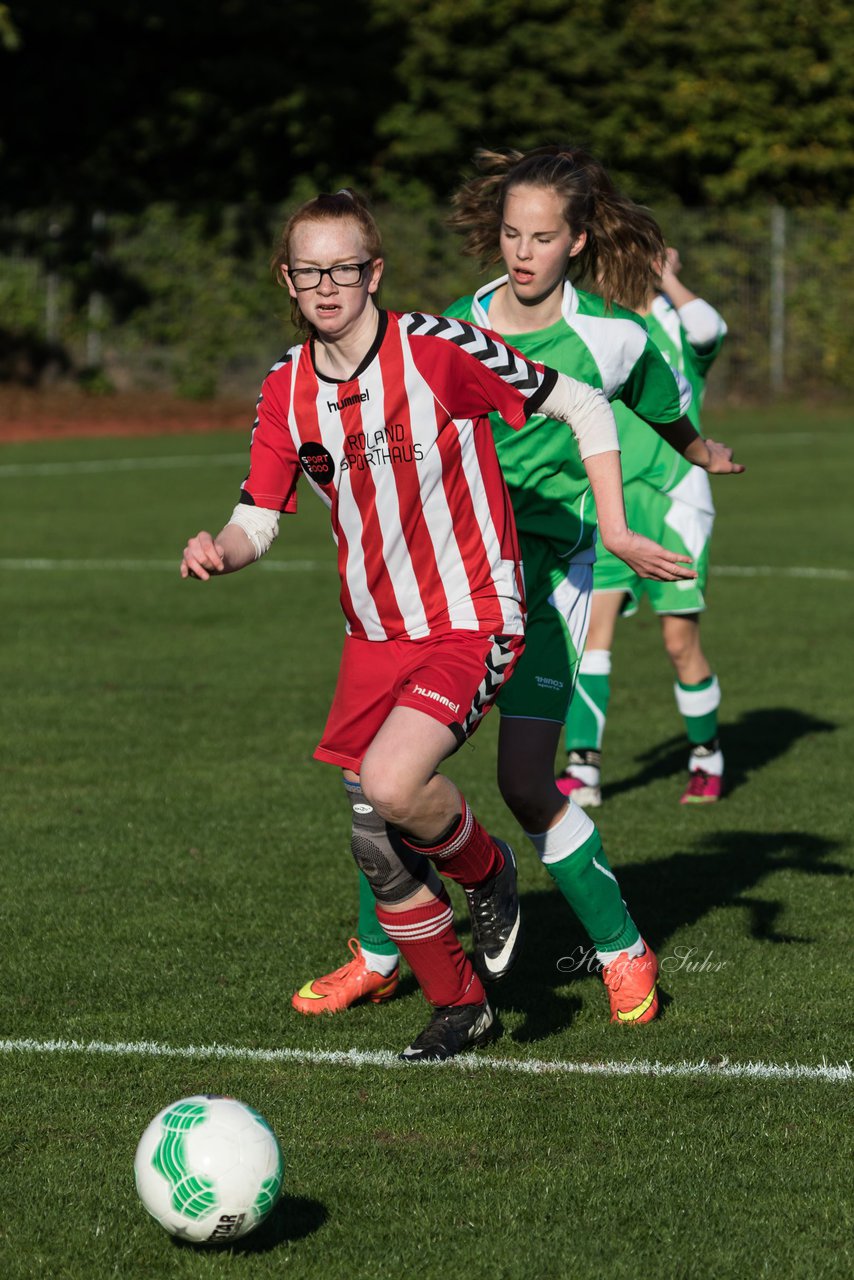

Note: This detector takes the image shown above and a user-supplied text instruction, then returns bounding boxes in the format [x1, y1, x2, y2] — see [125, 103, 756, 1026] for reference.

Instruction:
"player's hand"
[603, 529, 697, 582]
[181, 531, 226, 580]
[661, 246, 682, 281]
[703, 438, 745, 474]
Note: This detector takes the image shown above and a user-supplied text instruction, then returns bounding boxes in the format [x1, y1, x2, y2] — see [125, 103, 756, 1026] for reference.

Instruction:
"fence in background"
[1, 203, 852, 402]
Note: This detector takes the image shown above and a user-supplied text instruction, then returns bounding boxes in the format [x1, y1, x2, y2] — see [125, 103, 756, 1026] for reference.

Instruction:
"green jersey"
[444, 277, 690, 560]
[615, 293, 727, 493]
[648, 293, 726, 426]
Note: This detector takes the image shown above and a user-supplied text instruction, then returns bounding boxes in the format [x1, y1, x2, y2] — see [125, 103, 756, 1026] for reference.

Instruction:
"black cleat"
[399, 999, 497, 1062]
[464, 839, 522, 982]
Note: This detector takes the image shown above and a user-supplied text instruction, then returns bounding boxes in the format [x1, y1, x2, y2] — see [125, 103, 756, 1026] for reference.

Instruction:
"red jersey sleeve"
[239, 361, 301, 513]
[405, 313, 558, 428]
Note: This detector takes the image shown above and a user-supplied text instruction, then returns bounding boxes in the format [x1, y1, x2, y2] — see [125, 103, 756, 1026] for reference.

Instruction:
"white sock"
[689, 747, 724, 776]
[569, 762, 600, 787]
[361, 946, 399, 976]
[596, 936, 646, 966]
[525, 802, 596, 866]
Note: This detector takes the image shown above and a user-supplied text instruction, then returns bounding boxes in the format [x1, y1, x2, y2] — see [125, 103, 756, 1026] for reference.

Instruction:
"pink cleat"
[555, 772, 602, 808]
[680, 769, 723, 804]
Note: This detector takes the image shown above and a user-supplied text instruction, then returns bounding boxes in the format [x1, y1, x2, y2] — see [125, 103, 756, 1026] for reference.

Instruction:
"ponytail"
[448, 145, 664, 312]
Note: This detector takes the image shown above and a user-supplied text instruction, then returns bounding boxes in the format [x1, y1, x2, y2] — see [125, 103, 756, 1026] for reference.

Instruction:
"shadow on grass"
[171, 1194, 327, 1255]
[230, 1194, 327, 1253]
[497, 826, 848, 1042]
[603, 707, 837, 802]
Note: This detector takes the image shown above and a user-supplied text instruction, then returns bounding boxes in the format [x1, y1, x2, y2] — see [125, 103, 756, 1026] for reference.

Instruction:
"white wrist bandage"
[540, 373, 620, 459]
[227, 503, 281, 560]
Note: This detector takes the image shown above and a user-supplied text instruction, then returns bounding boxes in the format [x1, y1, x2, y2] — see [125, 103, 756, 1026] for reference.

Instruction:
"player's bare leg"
[362, 706, 522, 985]
[294, 708, 520, 1055]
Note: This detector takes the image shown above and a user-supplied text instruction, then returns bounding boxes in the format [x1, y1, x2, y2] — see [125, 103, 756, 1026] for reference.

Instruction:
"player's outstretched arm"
[658, 248, 696, 309]
[181, 504, 282, 580]
[604, 527, 697, 581]
[180, 524, 255, 580]
[653, 417, 745, 474]
[584, 451, 697, 583]
[695, 437, 745, 474]
[537, 374, 698, 581]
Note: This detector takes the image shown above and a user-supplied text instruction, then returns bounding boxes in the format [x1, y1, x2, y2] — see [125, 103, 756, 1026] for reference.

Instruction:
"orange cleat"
[601, 940, 659, 1025]
[291, 938, 399, 1015]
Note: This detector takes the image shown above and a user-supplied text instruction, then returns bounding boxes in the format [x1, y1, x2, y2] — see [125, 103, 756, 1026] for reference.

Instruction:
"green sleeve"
[617, 339, 687, 424]
[443, 295, 476, 321]
[685, 329, 726, 382]
[614, 339, 692, 486]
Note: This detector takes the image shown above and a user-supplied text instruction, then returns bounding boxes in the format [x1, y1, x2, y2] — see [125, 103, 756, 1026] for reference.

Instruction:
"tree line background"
[1, 0, 852, 399]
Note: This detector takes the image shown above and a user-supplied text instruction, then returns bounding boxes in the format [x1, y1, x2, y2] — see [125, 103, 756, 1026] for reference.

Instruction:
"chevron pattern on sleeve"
[406, 312, 543, 396]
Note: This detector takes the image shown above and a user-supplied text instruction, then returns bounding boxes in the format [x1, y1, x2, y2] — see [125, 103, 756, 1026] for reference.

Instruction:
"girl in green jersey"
[560, 247, 728, 806]
[292, 147, 742, 1029]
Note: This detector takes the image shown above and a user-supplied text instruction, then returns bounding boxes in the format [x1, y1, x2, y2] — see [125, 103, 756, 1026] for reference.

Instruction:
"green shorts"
[594, 477, 714, 617]
[498, 534, 592, 722]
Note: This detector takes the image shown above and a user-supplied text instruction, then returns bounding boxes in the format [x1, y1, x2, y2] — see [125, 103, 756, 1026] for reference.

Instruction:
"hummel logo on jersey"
[411, 684, 460, 714]
[327, 388, 370, 413]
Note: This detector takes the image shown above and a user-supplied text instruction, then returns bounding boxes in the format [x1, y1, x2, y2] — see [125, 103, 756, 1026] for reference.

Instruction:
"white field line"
[0, 559, 848, 582]
[0, 1036, 849, 1083]
[0, 431, 828, 478]
[0, 430, 834, 481]
[0, 453, 246, 478]
[0, 432, 829, 481]
[734, 432, 821, 445]
[0, 558, 328, 572]
[0, 429, 830, 481]
[711, 565, 853, 582]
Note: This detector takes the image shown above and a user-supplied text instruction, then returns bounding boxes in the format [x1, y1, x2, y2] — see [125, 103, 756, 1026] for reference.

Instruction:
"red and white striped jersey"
[240, 309, 557, 641]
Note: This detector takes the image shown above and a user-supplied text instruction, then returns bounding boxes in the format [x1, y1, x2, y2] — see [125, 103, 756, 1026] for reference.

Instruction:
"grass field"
[1, 403, 852, 1278]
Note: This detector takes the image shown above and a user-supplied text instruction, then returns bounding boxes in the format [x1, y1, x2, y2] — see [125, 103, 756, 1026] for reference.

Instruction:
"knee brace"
[346, 782, 440, 906]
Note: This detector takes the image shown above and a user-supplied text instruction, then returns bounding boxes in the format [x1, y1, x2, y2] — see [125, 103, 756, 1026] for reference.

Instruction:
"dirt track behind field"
[0, 388, 250, 442]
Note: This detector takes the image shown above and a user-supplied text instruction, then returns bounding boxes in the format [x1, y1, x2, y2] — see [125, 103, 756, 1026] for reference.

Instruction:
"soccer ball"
[134, 1095, 284, 1244]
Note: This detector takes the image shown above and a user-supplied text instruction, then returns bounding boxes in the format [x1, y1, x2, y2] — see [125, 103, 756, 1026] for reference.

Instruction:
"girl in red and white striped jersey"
[180, 190, 693, 1061]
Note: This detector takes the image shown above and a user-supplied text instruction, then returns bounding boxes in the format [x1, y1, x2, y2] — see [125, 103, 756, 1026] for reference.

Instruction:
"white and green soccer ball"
[134, 1095, 284, 1244]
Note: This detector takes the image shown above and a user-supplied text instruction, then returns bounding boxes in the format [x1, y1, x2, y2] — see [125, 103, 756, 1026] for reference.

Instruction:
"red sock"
[401, 797, 504, 889]
[376, 891, 485, 1008]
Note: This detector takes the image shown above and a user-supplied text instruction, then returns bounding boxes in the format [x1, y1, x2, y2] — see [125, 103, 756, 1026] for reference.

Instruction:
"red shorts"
[314, 631, 524, 772]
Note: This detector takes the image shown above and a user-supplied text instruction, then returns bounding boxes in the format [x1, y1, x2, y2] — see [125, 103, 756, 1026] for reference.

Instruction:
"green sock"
[675, 674, 720, 745]
[540, 828, 640, 954]
[565, 649, 611, 753]
[357, 870, 398, 956]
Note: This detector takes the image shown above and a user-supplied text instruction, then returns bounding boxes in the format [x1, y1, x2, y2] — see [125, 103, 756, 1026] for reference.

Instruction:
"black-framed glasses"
[288, 260, 373, 291]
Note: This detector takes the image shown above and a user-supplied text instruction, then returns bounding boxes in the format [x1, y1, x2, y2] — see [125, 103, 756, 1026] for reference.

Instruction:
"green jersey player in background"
[292, 147, 743, 1028]
[558, 247, 728, 807]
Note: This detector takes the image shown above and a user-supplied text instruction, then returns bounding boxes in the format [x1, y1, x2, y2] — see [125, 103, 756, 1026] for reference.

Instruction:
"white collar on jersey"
[650, 292, 683, 346]
[470, 274, 581, 329]
[651, 292, 676, 322]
